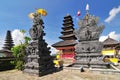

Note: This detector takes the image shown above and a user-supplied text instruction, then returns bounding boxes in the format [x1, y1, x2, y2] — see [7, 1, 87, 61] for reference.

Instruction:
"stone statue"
[74, 14, 104, 41]
[29, 12, 43, 40]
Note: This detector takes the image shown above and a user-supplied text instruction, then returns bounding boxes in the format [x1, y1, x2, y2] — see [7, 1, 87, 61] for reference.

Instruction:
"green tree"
[11, 44, 26, 70]
[11, 30, 31, 70]
[20, 29, 26, 35]
[24, 36, 31, 45]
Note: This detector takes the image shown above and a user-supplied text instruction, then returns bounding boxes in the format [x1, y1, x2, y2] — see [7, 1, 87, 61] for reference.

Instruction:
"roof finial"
[86, 4, 89, 13]
[66, 13, 70, 16]
[85, 4, 90, 21]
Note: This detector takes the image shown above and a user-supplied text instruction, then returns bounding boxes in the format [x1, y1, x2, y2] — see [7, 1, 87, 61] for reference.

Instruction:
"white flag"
[86, 4, 89, 11]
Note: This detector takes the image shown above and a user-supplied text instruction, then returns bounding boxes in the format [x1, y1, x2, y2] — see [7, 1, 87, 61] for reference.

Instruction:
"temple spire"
[86, 3, 89, 13]
[3, 30, 14, 50]
[85, 4, 90, 21]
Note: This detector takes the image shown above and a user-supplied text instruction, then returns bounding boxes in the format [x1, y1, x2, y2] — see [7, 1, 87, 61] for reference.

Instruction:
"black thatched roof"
[103, 37, 119, 45]
[52, 15, 77, 48]
[61, 29, 74, 33]
[59, 34, 75, 39]
[64, 14, 72, 19]
[52, 40, 77, 47]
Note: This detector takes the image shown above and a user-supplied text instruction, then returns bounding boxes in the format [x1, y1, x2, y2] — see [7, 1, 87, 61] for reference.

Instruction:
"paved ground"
[0, 69, 120, 80]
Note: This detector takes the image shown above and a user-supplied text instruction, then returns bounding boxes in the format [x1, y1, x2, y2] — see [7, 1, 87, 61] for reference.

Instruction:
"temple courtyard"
[0, 68, 120, 80]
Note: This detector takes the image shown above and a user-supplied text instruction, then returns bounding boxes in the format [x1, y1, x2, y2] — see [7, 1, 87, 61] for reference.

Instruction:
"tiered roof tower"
[3, 30, 14, 50]
[52, 14, 76, 64]
[0, 30, 14, 57]
[59, 14, 76, 40]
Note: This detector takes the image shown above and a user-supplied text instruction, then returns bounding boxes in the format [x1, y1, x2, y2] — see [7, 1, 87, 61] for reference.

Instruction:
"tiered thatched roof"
[103, 37, 119, 45]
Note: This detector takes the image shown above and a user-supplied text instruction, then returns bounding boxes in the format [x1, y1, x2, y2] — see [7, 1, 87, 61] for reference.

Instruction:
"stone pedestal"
[74, 41, 108, 68]
[24, 40, 55, 76]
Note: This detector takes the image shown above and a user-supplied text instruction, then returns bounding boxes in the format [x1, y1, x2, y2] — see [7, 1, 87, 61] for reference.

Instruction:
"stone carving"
[75, 41, 103, 53]
[73, 13, 109, 68]
[75, 15, 104, 41]
[24, 11, 55, 76]
[29, 12, 43, 40]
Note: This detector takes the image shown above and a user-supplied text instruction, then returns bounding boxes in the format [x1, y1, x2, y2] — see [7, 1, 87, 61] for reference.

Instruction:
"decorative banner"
[102, 50, 115, 55]
[77, 10, 81, 16]
[86, 4, 89, 11]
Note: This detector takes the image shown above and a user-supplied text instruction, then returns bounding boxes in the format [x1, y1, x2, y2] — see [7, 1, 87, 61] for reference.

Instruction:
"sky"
[0, 0, 120, 54]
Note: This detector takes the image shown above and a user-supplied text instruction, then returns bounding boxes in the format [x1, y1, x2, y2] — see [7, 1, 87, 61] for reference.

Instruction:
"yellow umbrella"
[36, 9, 47, 16]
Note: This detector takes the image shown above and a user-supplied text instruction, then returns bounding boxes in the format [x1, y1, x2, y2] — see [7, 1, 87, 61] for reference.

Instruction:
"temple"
[0, 30, 14, 57]
[103, 36, 119, 50]
[0, 30, 15, 71]
[52, 14, 76, 64]
[102, 37, 120, 58]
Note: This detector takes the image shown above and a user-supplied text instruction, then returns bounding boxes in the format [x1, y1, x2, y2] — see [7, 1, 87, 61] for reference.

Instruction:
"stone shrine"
[24, 11, 55, 76]
[73, 12, 109, 68]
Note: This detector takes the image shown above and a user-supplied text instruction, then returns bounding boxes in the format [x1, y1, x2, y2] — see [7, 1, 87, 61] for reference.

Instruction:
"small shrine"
[102, 37, 120, 59]
[23, 9, 55, 76]
[0, 30, 14, 57]
[103, 36, 119, 50]
[52, 14, 76, 64]
[73, 7, 109, 68]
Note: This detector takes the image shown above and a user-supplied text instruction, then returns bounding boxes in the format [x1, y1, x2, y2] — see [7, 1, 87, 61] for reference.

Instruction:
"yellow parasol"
[36, 9, 47, 16]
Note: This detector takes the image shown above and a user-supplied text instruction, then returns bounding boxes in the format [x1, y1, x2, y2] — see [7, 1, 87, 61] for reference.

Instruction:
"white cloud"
[99, 36, 108, 42]
[109, 31, 120, 40]
[12, 29, 24, 45]
[99, 31, 120, 42]
[0, 37, 4, 49]
[105, 6, 120, 23]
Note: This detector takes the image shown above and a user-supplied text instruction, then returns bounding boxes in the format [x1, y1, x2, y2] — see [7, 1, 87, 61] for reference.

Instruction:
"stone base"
[23, 39, 56, 77]
[23, 67, 56, 76]
[73, 61, 110, 68]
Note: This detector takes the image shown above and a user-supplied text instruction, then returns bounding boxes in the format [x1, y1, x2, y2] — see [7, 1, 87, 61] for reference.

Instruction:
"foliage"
[24, 36, 31, 45]
[20, 29, 26, 34]
[11, 30, 31, 70]
[11, 44, 26, 70]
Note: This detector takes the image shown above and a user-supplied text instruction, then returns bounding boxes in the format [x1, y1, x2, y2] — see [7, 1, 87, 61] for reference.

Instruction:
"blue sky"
[0, 0, 120, 52]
